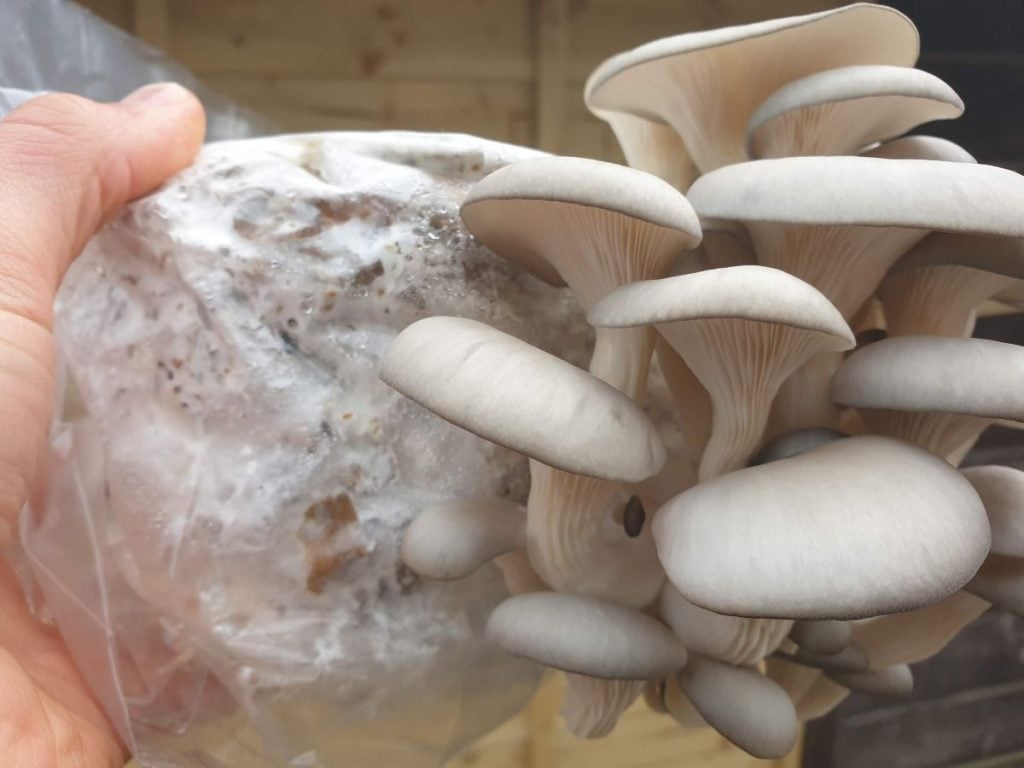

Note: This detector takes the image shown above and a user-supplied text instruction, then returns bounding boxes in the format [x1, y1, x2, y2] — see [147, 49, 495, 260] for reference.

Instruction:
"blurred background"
[59, 1, 1024, 766]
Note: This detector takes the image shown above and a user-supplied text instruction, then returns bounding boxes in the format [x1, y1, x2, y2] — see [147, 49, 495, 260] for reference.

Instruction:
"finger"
[0, 83, 206, 328]
[0, 85, 206, 538]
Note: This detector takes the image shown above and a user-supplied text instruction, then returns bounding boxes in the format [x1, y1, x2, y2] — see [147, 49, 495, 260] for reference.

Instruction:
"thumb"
[0, 84, 205, 538]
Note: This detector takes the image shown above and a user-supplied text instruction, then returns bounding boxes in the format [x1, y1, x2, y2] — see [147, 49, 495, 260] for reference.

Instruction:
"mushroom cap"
[833, 336, 1024, 422]
[485, 592, 688, 680]
[380, 317, 666, 482]
[460, 156, 701, 287]
[747, 65, 963, 157]
[676, 655, 799, 759]
[687, 157, 1024, 235]
[966, 554, 1024, 617]
[401, 498, 525, 580]
[588, 265, 854, 349]
[789, 620, 852, 656]
[827, 665, 913, 699]
[891, 232, 1024, 280]
[751, 428, 848, 466]
[585, 3, 918, 127]
[863, 134, 977, 162]
[777, 642, 869, 673]
[653, 435, 991, 619]
[963, 465, 1024, 557]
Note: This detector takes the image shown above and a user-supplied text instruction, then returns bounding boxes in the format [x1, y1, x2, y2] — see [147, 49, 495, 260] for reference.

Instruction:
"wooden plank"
[164, 0, 532, 81]
[533, 0, 571, 152]
[202, 75, 533, 144]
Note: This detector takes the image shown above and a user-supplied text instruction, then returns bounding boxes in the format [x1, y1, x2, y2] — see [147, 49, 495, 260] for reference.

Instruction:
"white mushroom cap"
[401, 498, 525, 580]
[590, 266, 853, 478]
[962, 465, 1024, 557]
[675, 655, 799, 759]
[777, 643, 869, 673]
[653, 435, 991, 619]
[585, 3, 919, 172]
[966, 554, 1024, 617]
[851, 590, 990, 668]
[687, 157, 1024, 318]
[747, 65, 963, 158]
[659, 584, 791, 666]
[833, 336, 1024, 458]
[485, 592, 688, 680]
[789, 620, 853, 656]
[561, 674, 644, 739]
[662, 674, 707, 728]
[863, 134, 977, 162]
[380, 317, 666, 482]
[827, 665, 913, 699]
[461, 156, 701, 307]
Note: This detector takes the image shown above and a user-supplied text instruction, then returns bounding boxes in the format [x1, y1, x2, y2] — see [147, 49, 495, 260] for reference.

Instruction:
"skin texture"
[0, 85, 205, 768]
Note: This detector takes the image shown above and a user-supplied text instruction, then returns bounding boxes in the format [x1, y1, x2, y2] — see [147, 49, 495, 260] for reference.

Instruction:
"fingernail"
[122, 82, 192, 108]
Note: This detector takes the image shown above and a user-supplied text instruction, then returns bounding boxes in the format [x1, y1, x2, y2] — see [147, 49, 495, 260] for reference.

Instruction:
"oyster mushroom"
[777, 642, 869, 673]
[966, 555, 1024, 618]
[659, 584, 791, 666]
[591, 112, 699, 191]
[485, 592, 688, 680]
[561, 674, 645, 739]
[401, 498, 525, 580]
[851, 590, 990, 668]
[747, 65, 962, 158]
[688, 156, 1024, 434]
[653, 436, 990, 619]
[963, 465, 1024, 556]
[765, 655, 823, 708]
[833, 336, 1024, 461]
[863, 133, 977, 162]
[789, 619, 853, 656]
[461, 155, 701, 400]
[795, 676, 851, 721]
[585, 3, 919, 172]
[826, 665, 913, 699]
[662, 673, 707, 727]
[590, 266, 854, 478]
[379, 316, 665, 481]
[675, 655, 799, 759]
[879, 233, 1024, 337]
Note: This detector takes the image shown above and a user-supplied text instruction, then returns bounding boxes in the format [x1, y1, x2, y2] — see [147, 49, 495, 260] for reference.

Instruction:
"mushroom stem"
[858, 408, 991, 464]
[601, 112, 698, 191]
[655, 337, 712, 467]
[526, 461, 664, 608]
[764, 350, 845, 439]
[661, 318, 824, 480]
[589, 326, 657, 402]
[880, 265, 1013, 337]
[494, 549, 548, 595]
[765, 656, 822, 707]
[795, 676, 850, 721]
[561, 674, 645, 739]
[747, 222, 924, 320]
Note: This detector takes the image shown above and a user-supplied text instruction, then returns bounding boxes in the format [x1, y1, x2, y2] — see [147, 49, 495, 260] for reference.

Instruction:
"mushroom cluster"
[380, 3, 1024, 759]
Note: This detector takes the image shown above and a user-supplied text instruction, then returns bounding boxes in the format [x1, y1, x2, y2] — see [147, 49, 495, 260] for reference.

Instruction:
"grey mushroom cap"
[460, 156, 701, 287]
[789, 620, 852, 656]
[747, 65, 963, 158]
[863, 134, 977, 162]
[380, 317, 666, 482]
[751, 428, 848, 466]
[653, 435, 991, 619]
[827, 665, 913, 699]
[833, 336, 1024, 421]
[966, 554, 1024, 617]
[588, 265, 854, 347]
[485, 593, 688, 680]
[401, 498, 525, 580]
[777, 642, 869, 673]
[687, 157, 1024, 235]
[962, 466, 1024, 557]
[676, 655, 799, 759]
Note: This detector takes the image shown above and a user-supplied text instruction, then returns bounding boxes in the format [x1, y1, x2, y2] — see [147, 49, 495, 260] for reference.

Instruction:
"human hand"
[0, 84, 205, 768]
